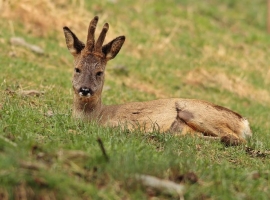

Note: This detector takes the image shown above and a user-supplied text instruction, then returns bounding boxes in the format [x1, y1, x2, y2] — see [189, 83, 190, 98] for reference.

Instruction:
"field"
[0, 0, 270, 199]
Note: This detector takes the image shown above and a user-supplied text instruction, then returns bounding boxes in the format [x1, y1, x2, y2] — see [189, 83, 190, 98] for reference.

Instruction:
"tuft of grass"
[1, 0, 270, 199]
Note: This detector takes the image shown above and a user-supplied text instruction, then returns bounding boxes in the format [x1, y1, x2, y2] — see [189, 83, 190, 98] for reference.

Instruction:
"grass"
[1, 0, 270, 199]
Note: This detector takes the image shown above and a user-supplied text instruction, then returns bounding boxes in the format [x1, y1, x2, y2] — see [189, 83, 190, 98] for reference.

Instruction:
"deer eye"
[75, 68, 81, 74]
[96, 71, 103, 77]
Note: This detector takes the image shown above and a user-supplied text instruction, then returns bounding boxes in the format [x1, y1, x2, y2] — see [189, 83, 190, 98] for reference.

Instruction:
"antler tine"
[85, 16, 99, 52]
[95, 23, 109, 53]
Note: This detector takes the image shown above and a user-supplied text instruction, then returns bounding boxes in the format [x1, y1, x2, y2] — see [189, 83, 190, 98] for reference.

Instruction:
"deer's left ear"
[63, 27, 85, 57]
[102, 36, 125, 60]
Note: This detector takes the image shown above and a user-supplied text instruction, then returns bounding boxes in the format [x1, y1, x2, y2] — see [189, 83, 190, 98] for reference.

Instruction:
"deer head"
[63, 16, 125, 110]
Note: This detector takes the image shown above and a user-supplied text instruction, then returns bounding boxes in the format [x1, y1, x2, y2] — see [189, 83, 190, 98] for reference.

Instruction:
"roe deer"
[63, 16, 252, 145]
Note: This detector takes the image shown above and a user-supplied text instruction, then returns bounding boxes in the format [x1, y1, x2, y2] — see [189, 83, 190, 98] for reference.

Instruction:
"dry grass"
[0, 0, 120, 47]
[124, 76, 168, 99]
[1, 0, 89, 36]
[184, 68, 270, 105]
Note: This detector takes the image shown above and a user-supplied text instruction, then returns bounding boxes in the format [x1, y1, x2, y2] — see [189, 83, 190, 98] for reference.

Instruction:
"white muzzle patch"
[79, 92, 91, 97]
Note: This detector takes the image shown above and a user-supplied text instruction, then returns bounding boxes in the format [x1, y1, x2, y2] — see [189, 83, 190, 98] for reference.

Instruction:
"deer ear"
[63, 27, 85, 57]
[102, 36, 125, 60]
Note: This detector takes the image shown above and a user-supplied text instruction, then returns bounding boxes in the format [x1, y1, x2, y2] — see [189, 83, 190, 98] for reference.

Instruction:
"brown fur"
[63, 16, 252, 145]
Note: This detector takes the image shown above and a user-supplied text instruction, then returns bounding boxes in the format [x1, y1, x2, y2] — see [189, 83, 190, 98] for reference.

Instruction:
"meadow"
[0, 0, 270, 199]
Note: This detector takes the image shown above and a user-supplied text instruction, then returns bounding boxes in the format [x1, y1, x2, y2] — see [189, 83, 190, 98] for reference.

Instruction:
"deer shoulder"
[63, 16, 252, 146]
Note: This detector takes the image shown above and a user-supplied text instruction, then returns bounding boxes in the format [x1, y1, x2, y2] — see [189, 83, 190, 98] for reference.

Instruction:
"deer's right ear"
[63, 27, 85, 57]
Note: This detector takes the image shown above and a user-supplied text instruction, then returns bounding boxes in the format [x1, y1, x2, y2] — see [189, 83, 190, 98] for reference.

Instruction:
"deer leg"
[220, 133, 246, 146]
[200, 136, 220, 141]
[170, 119, 218, 141]
[170, 118, 201, 136]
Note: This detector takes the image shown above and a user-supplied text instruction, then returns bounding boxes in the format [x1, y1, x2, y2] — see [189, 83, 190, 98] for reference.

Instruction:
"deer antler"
[82, 16, 110, 58]
[95, 23, 109, 53]
[84, 16, 99, 53]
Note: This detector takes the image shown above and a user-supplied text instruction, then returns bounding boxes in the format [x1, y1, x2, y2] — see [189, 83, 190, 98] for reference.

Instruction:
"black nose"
[79, 87, 91, 96]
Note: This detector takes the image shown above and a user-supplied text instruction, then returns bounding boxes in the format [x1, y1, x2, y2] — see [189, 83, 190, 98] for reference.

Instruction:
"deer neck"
[72, 94, 103, 120]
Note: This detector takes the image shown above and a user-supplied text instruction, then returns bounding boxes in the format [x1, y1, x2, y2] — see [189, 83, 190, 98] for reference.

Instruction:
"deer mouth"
[79, 92, 91, 97]
[76, 87, 93, 98]
[73, 85, 95, 98]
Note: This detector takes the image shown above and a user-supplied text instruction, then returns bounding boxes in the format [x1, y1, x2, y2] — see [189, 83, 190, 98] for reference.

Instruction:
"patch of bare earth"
[184, 68, 270, 105]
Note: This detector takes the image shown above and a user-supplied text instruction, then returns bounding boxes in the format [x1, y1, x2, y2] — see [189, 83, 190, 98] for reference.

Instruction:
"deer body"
[64, 16, 252, 145]
[73, 97, 251, 139]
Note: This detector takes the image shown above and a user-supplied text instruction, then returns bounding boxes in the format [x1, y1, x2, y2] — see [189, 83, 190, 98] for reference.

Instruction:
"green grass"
[1, 0, 270, 199]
